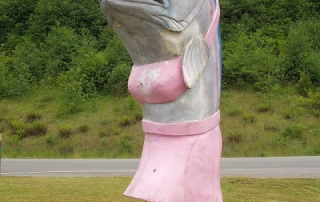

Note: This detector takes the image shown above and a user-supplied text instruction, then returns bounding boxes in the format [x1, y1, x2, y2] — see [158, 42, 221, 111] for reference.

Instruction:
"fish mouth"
[152, 0, 164, 4]
[100, 0, 205, 32]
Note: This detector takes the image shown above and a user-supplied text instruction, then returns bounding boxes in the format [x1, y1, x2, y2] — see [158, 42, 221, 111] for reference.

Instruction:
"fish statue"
[100, 0, 223, 201]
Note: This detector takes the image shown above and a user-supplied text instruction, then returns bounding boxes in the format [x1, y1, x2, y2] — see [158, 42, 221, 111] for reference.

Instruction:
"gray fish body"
[100, 0, 219, 122]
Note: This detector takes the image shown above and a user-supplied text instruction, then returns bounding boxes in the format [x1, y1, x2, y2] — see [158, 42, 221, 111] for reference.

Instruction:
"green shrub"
[125, 97, 137, 111]
[0, 56, 32, 98]
[227, 130, 242, 143]
[226, 106, 243, 116]
[107, 63, 131, 97]
[58, 124, 72, 138]
[297, 72, 313, 96]
[118, 116, 135, 127]
[281, 123, 304, 140]
[9, 120, 26, 139]
[283, 107, 304, 120]
[99, 130, 107, 138]
[134, 111, 143, 121]
[58, 76, 86, 114]
[308, 88, 320, 109]
[45, 134, 56, 147]
[257, 102, 271, 113]
[243, 114, 255, 124]
[119, 134, 133, 154]
[27, 121, 47, 136]
[26, 111, 42, 123]
[79, 123, 89, 133]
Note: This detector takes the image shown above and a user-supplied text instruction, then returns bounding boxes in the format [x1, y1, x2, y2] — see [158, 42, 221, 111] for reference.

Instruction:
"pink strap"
[205, 0, 220, 46]
[142, 110, 220, 136]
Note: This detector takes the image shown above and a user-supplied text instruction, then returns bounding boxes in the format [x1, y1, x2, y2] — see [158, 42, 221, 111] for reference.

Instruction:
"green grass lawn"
[0, 177, 319, 202]
[0, 87, 319, 158]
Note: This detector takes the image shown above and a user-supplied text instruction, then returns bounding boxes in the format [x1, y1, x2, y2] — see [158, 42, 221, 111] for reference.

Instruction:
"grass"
[0, 177, 319, 201]
[0, 86, 319, 158]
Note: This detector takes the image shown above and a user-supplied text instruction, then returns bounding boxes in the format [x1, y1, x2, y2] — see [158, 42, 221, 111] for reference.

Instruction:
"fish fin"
[182, 37, 209, 88]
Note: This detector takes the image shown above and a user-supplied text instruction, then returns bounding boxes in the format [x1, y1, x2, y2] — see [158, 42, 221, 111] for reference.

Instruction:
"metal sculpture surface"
[100, 0, 223, 201]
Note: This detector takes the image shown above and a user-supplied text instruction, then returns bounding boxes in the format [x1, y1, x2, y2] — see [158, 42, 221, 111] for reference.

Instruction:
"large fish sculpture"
[100, 0, 223, 201]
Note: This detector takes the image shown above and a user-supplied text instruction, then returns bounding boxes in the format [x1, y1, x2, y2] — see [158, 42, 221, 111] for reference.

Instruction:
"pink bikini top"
[128, 0, 220, 104]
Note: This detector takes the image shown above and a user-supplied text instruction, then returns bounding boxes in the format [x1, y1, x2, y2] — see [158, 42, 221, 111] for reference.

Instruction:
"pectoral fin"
[182, 37, 209, 88]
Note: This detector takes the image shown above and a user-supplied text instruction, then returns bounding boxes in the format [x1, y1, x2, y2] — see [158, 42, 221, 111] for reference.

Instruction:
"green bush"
[119, 134, 133, 154]
[26, 0, 106, 44]
[107, 63, 131, 97]
[226, 106, 243, 116]
[0, 55, 32, 98]
[0, 0, 37, 45]
[45, 134, 56, 147]
[243, 114, 255, 124]
[79, 123, 89, 133]
[26, 111, 42, 123]
[99, 130, 107, 138]
[58, 124, 72, 138]
[27, 121, 47, 136]
[227, 130, 242, 143]
[308, 88, 320, 109]
[257, 102, 271, 113]
[281, 123, 304, 140]
[118, 116, 135, 127]
[297, 72, 314, 96]
[9, 120, 26, 139]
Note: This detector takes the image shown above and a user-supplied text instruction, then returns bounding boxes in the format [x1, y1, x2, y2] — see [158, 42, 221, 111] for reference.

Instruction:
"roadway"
[1, 156, 320, 178]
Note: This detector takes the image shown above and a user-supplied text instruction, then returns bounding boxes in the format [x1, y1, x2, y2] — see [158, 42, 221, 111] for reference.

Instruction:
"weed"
[9, 120, 27, 139]
[119, 115, 135, 127]
[119, 134, 133, 154]
[257, 102, 271, 112]
[0, 125, 3, 133]
[311, 109, 320, 117]
[227, 130, 242, 143]
[79, 123, 89, 133]
[59, 142, 74, 156]
[264, 122, 280, 132]
[283, 106, 304, 119]
[281, 123, 304, 140]
[27, 122, 47, 136]
[59, 124, 72, 138]
[226, 106, 243, 116]
[243, 114, 255, 124]
[315, 146, 320, 155]
[26, 111, 42, 123]
[125, 97, 137, 112]
[99, 130, 107, 137]
[134, 111, 143, 121]
[46, 134, 56, 147]
[308, 88, 320, 109]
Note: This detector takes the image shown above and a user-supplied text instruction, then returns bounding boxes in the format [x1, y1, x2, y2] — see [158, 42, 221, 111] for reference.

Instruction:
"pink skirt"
[124, 110, 223, 202]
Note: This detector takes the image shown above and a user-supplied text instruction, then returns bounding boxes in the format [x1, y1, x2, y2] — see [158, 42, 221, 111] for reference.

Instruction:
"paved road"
[1, 156, 320, 178]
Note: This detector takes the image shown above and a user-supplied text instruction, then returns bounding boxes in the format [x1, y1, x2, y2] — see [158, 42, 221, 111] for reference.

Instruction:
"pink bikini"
[128, 0, 220, 104]
[125, 0, 223, 201]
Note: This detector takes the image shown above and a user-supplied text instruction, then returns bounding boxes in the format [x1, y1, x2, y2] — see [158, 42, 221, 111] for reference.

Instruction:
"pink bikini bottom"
[124, 110, 223, 202]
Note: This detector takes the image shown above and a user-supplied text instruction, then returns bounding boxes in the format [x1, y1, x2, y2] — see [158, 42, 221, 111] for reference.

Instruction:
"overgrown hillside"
[0, 0, 319, 158]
